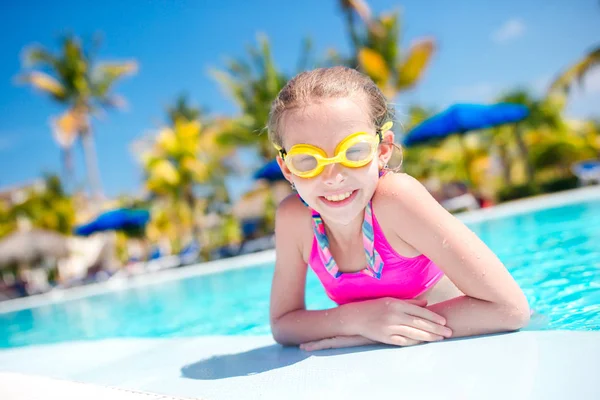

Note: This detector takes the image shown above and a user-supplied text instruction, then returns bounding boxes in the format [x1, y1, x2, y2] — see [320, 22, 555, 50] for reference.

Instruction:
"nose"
[322, 163, 347, 186]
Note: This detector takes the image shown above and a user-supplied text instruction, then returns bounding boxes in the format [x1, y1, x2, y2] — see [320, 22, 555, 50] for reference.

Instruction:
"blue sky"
[1, 0, 599, 200]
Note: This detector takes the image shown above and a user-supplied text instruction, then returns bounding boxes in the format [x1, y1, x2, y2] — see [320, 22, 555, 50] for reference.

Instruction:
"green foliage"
[210, 34, 313, 160]
[337, 1, 436, 98]
[167, 94, 203, 125]
[497, 183, 541, 202]
[0, 175, 75, 239]
[496, 175, 579, 203]
[538, 175, 579, 193]
[19, 34, 137, 197]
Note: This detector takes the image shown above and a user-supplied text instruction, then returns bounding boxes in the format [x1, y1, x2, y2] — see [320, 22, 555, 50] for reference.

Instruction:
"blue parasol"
[253, 159, 284, 182]
[74, 208, 150, 236]
[403, 103, 529, 147]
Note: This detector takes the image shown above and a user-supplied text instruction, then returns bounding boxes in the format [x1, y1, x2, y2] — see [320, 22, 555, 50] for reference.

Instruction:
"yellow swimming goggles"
[274, 122, 393, 178]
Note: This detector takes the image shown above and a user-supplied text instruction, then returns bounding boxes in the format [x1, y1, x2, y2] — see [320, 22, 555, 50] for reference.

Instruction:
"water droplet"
[442, 238, 449, 249]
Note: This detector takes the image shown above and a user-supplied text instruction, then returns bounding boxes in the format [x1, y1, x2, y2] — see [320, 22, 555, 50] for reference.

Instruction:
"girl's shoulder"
[373, 172, 438, 226]
[276, 192, 312, 218]
[275, 193, 314, 263]
[372, 173, 430, 255]
[374, 172, 428, 206]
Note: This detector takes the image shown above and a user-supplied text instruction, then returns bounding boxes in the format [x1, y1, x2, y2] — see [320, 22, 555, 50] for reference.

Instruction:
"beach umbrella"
[253, 159, 284, 182]
[0, 229, 68, 267]
[403, 103, 529, 185]
[74, 208, 150, 236]
[403, 103, 529, 147]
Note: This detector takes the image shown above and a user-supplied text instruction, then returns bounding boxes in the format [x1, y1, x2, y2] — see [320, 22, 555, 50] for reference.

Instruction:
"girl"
[268, 66, 530, 351]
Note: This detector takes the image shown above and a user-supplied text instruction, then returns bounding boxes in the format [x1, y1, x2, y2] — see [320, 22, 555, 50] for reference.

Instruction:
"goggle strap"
[377, 121, 394, 143]
[273, 143, 287, 159]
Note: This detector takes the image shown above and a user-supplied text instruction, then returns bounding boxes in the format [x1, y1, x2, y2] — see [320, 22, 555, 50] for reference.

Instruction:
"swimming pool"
[1, 193, 599, 348]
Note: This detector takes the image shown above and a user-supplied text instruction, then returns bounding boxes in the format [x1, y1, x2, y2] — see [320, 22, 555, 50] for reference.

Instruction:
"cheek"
[292, 177, 318, 196]
[358, 160, 381, 181]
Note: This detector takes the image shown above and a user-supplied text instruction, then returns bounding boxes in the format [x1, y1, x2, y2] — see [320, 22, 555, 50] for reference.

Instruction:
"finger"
[402, 303, 447, 325]
[302, 339, 330, 351]
[388, 325, 445, 342]
[404, 298, 428, 306]
[301, 336, 376, 351]
[406, 315, 453, 337]
[300, 339, 329, 351]
[387, 335, 421, 347]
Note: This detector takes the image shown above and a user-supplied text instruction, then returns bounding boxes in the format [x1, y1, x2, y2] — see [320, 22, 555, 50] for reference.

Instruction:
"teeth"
[324, 191, 353, 202]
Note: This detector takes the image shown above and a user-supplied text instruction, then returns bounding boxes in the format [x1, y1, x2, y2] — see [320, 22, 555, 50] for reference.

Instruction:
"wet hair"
[267, 66, 402, 171]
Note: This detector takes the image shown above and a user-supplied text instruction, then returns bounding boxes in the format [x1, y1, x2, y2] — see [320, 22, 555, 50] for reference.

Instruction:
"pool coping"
[2, 331, 600, 399]
[1, 184, 599, 315]
[0, 372, 200, 400]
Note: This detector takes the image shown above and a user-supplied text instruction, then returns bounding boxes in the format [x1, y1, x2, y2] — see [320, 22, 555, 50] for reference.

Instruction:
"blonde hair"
[267, 66, 395, 149]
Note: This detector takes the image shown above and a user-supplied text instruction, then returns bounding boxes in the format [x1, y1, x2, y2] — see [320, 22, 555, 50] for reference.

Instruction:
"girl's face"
[277, 96, 393, 225]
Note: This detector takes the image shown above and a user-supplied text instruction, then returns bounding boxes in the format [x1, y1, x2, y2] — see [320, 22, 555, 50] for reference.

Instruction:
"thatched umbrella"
[0, 229, 68, 268]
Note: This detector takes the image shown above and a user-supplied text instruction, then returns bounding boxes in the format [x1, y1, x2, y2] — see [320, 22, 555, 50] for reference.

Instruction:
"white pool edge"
[455, 184, 600, 224]
[0, 249, 275, 314]
[1, 185, 599, 315]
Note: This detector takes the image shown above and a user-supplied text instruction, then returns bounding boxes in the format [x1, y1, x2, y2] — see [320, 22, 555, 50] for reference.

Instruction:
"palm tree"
[493, 88, 599, 185]
[141, 114, 236, 243]
[18, 34, 137, 200]
[143, 119, 209, 208]
[1, 175, 75, 239]
[167, 94, 205, 125]
[163, 95, 232, 204]
[337, 0, 436, 99]
[548, 46, 600, 103]
[495, 89, 565, 182]
[210, 34, 298, 161]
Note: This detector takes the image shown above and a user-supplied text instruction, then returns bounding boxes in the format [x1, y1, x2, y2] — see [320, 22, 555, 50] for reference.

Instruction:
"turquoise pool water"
[1, 199, 600, 348]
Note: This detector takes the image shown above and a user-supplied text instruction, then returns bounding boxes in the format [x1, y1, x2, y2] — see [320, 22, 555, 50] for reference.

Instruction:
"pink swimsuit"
[308, 203, 444, 305]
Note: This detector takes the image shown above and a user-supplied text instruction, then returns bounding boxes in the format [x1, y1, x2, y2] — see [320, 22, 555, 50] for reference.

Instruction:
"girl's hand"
[352, 297, 453, 346]
[300, 335, 377, 351]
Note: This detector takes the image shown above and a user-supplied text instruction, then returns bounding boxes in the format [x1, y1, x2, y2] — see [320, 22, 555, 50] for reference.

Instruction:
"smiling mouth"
[322, 190, 356, 202]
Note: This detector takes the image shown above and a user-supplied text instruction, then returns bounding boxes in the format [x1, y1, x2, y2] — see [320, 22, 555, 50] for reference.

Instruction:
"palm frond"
[91, 61, 138, 100]
[22, 46, 59, 69]
[19, 71, 67, 101]
[549, 46, 600, 95]
[358, 47, 390, 87]
[396, 38, 436, 91]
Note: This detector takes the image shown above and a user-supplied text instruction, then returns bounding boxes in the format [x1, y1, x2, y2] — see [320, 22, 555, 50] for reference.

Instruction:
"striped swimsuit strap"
[297, 194, 384, 279]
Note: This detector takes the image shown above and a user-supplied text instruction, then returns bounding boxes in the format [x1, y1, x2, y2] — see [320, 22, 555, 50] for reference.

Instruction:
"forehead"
[281, 96, 373, 148]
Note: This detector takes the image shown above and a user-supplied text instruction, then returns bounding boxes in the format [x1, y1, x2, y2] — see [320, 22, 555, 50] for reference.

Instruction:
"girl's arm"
[269, 196, 358, 345]
[380, 174, 530, 337]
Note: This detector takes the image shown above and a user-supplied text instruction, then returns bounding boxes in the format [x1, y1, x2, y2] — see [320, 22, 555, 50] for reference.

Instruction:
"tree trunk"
[80, 129, 103, 202]
[496, 143, 512, 185]
[184, 184, 200, 240]
[513, 124, 534, 182]
[458, 136, 474, 187]
[62, 147, 75, 192]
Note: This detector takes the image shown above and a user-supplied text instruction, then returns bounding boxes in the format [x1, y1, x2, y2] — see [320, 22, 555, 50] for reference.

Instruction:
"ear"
[276, 155, 295, 185]
[378, 130, 395, 167]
